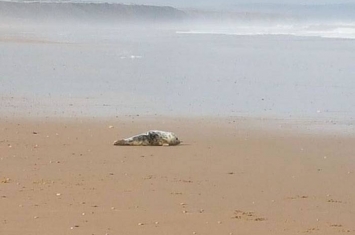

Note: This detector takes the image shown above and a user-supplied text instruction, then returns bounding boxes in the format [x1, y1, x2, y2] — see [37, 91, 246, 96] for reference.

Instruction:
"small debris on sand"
[233, 210, 266, 222]
[330, 224, 342, 227]
[327, 199, 343, 203]
[1, 178, 11, 183]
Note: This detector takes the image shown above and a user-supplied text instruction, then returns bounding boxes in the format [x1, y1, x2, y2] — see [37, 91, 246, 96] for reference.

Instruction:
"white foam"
[176, 22, 355, 40]
[120, 55, 143, 59]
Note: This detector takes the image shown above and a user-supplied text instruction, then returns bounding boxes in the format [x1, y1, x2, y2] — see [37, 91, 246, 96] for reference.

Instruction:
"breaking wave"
[177, 22, 355, 40]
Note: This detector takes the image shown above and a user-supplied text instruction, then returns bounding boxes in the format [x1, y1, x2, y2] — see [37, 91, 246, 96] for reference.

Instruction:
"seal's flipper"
[113, 139, 130, 146]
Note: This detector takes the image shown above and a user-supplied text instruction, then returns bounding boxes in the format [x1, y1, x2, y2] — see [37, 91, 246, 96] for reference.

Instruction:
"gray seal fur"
[113, 130, 181, 146]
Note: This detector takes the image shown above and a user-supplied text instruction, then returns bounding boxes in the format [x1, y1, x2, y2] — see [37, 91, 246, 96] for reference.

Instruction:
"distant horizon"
[2, 0, 355, 6]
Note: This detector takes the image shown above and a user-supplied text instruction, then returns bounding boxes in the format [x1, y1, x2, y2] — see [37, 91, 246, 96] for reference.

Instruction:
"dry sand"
[1, 117, 354, 235]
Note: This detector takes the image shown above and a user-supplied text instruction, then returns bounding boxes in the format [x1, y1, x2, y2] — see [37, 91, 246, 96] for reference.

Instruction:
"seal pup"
[113, 130, 181, 146]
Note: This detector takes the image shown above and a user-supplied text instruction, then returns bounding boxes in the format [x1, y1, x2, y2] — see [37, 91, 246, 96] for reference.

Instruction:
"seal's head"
[165, 132, 181, 146]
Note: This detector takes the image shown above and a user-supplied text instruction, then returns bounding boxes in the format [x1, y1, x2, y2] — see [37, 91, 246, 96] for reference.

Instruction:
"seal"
[113, 130, 181, 146]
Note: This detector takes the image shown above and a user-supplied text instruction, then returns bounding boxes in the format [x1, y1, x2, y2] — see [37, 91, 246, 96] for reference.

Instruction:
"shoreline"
[1, 115, 354, 137]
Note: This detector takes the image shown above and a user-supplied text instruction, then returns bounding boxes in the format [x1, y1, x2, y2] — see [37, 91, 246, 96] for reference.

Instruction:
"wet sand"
[1, 117, 354, 235]
[2, 28, 355, 119]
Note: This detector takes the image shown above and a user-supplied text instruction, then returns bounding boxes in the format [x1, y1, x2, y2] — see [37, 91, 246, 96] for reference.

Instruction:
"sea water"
[0, 3, 354, 134]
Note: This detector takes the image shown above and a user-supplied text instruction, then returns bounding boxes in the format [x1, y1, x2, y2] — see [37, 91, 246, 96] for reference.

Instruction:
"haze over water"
[0, 1, 354, 130]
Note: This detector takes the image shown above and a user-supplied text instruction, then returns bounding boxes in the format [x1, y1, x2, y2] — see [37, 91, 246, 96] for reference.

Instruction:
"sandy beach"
[1, 117, 354, 235]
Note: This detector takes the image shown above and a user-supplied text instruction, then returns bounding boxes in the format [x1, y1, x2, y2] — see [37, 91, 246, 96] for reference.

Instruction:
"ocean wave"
[176, 23, 355, 40]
